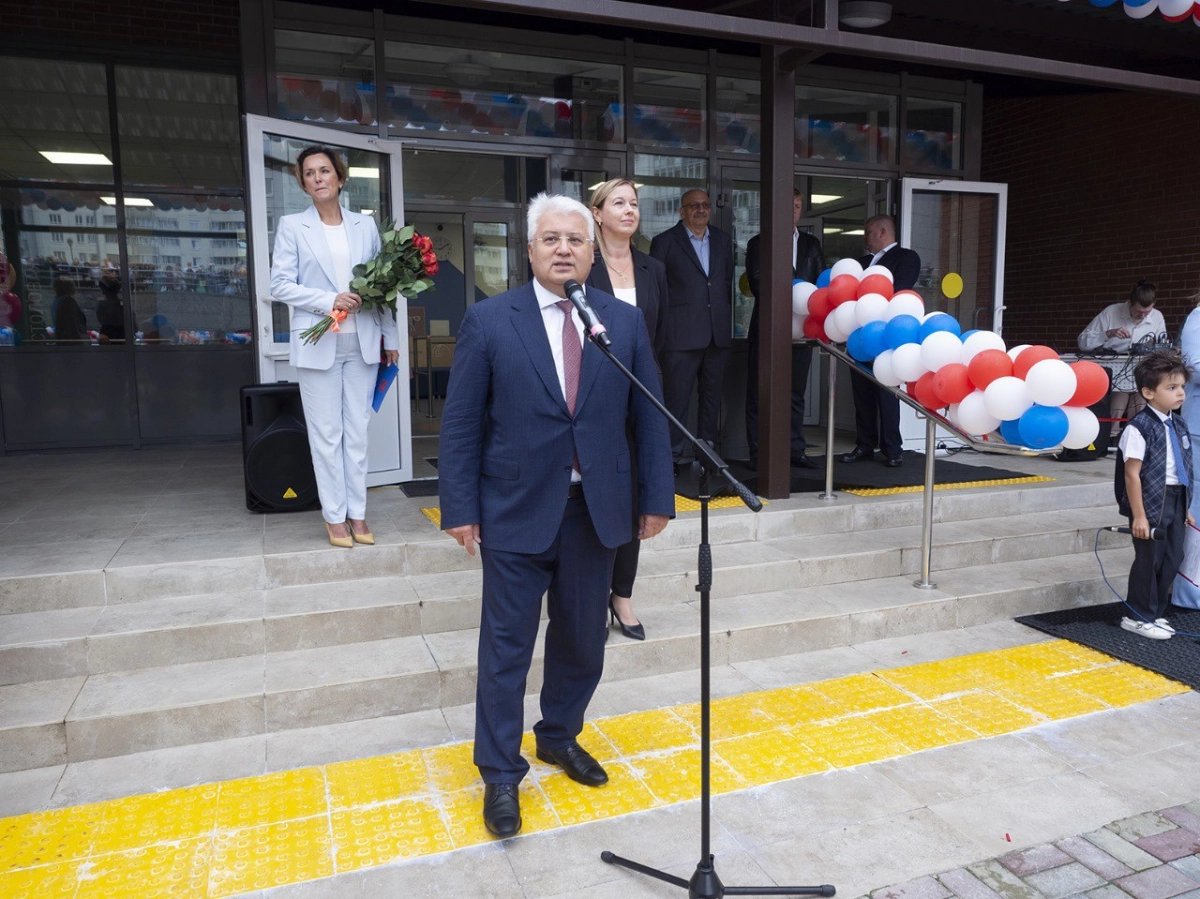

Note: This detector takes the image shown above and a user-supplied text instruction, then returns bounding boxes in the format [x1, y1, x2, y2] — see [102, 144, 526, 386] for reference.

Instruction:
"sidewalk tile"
[1085, 885, 1137, 899]
[967, 859, 1050, 899]
[1083, 829, 1163, 873]
[1168, 857, 1200, 883]
[1115, 865, 1199, 899]
[1057, 835, 1136, 881]
[1109, 815, 1179, 842]
[1024, 862, 1107, 899]
[1135, 830, 1200, 863]
[1000, 845, 1074, 876]
[1160, 807, 1200, 837]
[939, 867, 1005, 899]
[871, 874, 952, 899]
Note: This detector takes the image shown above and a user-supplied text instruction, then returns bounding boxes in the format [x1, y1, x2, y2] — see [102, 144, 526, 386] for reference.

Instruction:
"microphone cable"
[1092, 528, 1200, 639]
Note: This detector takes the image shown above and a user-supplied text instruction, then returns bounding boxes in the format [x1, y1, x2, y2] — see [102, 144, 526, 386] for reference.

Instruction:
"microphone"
[1107, 525, 1164, 540]
[563, 280, 612, 348]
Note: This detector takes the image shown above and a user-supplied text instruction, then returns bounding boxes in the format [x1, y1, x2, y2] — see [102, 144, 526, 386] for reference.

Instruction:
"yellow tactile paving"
[843, 475, 1056, 496]
[0, 640, 1187, 898]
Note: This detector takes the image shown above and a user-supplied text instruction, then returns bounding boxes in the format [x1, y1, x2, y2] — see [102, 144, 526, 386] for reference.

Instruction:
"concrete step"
[0, 544, 1132, 772]
[0, 505, 1126, 687]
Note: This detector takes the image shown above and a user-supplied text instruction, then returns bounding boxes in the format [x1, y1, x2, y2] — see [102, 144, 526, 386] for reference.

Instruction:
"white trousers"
[297, 332, 376, 523]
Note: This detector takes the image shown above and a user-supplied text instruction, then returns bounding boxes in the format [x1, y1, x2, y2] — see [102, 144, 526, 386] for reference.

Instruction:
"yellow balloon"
[942, 272, 964, 299]
[738, 271, 752, 296]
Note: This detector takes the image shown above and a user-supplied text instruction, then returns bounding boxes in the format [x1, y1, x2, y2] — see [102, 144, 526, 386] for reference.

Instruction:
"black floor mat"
[1017, 602, 1200, 690]
[675, 452, 1043, 499]
[399, 479, 439, 498]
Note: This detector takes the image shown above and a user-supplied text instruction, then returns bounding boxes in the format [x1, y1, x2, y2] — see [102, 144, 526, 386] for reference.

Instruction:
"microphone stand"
[582, 330, 835, 899]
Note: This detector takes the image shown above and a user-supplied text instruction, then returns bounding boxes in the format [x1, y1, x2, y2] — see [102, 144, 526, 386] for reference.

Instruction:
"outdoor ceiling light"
[810, 194, 843, 204]
[839, 1, 892, 28]
[348, 167, 379, 179]
[40, 151, 113, 165]
[101, 196, 154, 207]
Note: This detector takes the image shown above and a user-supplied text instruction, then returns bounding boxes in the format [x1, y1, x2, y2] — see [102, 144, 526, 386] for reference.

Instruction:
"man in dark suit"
[840, 214, 921, 467]
[745, 189, 824, 470]
[438, 194, 674, 839]
[649, 189, 735, 467]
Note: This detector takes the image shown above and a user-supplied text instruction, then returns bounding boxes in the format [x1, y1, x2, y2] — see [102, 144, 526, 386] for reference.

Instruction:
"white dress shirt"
[321, 221, 356, 332]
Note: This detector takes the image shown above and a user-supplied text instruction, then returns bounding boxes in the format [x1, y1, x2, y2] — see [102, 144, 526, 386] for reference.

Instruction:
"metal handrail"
[813, 339, 1061, 589]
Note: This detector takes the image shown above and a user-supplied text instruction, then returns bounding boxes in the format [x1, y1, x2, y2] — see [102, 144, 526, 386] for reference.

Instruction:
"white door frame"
[243, 114, 413, 486]
[899, 178, 1008, 335]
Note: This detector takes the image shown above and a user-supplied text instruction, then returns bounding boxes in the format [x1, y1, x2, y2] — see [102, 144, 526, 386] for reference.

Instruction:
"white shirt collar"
[533, 277, 578, 310]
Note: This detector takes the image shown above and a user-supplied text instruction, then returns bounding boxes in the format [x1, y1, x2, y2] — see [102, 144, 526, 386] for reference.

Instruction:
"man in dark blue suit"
[438, 194, 674, 838]
[840, 214, 921, 468]
[649, 189, 735, 468]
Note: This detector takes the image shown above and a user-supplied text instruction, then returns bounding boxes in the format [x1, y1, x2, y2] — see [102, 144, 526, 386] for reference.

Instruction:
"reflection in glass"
[116, 68, 243, 189]
[908, 191, 997, 330]
[0, 59, 112, 183]
[632, 69, 706, 150]
[383, 42, 622, 142]
[730, 179, 760, 340]
[275, 30, 378, 128]
[715, 78, 761, 154]
[472, 222, 509, 299]
[808, 175, 890, 264]
[796, 87, 896, 165]
[632, 154, 707, 251]
[402, 149, 533, 205]
[904, 98, 962, 171]
[261, 135, 385, 342]
[559, 166, 616, 206]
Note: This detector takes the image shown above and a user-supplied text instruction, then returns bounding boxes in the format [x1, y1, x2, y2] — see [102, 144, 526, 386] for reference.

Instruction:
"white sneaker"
[1121, 617, 1172, 639]
[1154, 618, 1176, 635]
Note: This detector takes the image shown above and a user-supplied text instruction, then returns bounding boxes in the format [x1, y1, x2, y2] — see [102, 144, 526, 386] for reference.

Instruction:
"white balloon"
[1024, 358, 1078, 407]
[791, 315, 807, 341]
[792, 281, 818, 316]
[984, 376, 1034, 421]
[920, 331, 964, 372]
[1007, 343, 1031, 363]
[862, 264, 894, 283]
[1062, 406, 1102, 450]
[1159, 0, 1191, 16]
[960, 330, 1007, 364]
[830, 258, 864, 280]
[832, 299, 859, 337]
[855, 293, 890, 326]
[1124, 0, 1158, 18]
[824, 314, 849, 343]
[873, 348, 902, 387]
[892, 342, 927, 382]
[886, 291, 925, 320]
[947, 402, 961, 427]
[957, 390, 1001, 436]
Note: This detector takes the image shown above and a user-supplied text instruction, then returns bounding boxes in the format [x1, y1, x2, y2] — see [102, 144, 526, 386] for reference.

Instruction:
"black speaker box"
[240, 383, 320, 513]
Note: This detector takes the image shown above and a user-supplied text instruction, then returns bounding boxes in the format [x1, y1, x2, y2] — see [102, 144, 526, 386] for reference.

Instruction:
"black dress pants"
[848, 367, 903, 457]
[1127, 485, 1187, 621]
[745, 338, 813, 464]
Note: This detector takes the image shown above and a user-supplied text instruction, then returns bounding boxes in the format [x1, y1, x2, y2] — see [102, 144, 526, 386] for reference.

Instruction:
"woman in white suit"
[270, 145, 400, 547]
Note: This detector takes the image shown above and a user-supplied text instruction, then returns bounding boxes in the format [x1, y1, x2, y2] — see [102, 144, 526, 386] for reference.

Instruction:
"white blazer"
[270, 205, 401, 370]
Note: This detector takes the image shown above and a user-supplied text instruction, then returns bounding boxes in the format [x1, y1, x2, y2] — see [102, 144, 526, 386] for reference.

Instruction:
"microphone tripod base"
[601, 850, 836, 899]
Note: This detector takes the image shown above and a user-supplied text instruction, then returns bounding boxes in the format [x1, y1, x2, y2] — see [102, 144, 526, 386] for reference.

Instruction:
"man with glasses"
[650, 188, 735, 471]
[439, 193, 674, 839]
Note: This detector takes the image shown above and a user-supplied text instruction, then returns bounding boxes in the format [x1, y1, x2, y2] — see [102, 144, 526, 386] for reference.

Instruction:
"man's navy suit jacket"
[649, 220, 735, 352]
[438, 281, 675, 554]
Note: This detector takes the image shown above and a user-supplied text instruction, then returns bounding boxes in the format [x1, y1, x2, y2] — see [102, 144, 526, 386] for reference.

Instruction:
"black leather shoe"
[882, 454, 903, 468]
[838, 447, 874, 464]
[609, 597, 645, 641]
[536, 741, 609, 786]
[482, 783, 521, 837]
[790, 454, 819, 469]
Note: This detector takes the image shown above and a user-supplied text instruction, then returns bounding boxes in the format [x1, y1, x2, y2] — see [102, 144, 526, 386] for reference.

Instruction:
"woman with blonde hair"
[586, 178, 669, 640]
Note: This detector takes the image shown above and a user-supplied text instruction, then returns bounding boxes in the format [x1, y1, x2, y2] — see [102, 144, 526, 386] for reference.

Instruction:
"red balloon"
[1067, 360, 1110, 407]
[802, 315, 827, 341]
[807, 288, 833, 321]
[1012, 345, 1059, 380]
[967, 349, 1013, 391]
[828, 274, 859, 306]
[933, 363, 973, 406]
[913, 371, 943, 410]
[856, 274, 894, 300]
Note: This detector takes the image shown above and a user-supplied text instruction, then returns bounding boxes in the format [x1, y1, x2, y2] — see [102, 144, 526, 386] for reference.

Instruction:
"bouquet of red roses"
[300, 221, 438, 345]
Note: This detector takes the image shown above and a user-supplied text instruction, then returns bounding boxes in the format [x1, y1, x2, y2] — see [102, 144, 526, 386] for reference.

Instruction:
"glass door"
[901, 179, 1008, 334]
[244, 114, 412, 485]
[551, 154, 628, 207]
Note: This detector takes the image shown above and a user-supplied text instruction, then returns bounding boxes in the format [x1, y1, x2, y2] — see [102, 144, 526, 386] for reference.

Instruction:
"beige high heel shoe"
[325, 522, 353, 548]
[349, 520, 374, 545]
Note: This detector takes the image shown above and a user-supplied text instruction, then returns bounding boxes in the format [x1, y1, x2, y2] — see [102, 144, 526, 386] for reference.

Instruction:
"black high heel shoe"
[608, 596, 646, 641]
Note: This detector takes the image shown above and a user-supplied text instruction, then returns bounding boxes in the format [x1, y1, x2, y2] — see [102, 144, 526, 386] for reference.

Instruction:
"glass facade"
[796, 86, 897, 165]
[632, 68, 706, 150]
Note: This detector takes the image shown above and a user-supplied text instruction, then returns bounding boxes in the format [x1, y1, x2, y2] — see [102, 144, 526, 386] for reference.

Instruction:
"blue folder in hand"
[373, 362, 400, 413]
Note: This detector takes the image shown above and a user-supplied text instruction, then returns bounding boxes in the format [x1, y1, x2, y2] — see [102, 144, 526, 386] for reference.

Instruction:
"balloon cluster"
[1077, 0, 1200, 25]
[791, 258, 1110, 451]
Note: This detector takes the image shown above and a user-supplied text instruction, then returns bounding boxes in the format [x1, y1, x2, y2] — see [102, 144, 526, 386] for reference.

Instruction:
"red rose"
[422, 250, 436, 266]
[424, 260, 439, 276]
[414, 234, 433, 253]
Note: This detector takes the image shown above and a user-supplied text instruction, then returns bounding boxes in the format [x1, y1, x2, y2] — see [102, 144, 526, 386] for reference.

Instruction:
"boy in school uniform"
[1114, 350, 1195, 640]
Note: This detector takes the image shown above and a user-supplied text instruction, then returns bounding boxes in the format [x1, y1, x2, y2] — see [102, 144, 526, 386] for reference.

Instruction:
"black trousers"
[662, 344, 730, 460]
[745, 339, 813, 464]
[848, 367, 903, 457]
[1127, 485, 1187, 621]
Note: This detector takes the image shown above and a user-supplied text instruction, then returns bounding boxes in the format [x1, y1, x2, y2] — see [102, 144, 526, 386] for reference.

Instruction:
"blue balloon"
[884, 314, 921, 350]
[959, 329, 980, 343]
[999, 418, 1023, 445]
[1018, 405, 1069, 450]
[858, 320, 888, 360]
[919, 313, 962, 342]
[816, 268, 832, 288]
[1088, 0, 1119, 6]
[846, 328, 868, 362]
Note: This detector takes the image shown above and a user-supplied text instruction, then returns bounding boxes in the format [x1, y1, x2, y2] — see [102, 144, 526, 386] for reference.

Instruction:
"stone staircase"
[0, 472, 1130, 775]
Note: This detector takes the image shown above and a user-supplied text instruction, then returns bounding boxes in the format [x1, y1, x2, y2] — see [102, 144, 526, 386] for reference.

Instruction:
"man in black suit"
[650, 189, 735, 467]
[745, 189, 824, 470]
[839, 214, 921, 468]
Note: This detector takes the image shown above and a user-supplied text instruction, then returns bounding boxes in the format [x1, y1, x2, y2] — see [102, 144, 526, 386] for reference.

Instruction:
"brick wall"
[982, 91, 1200, 350]
[0, 0, 240, 60]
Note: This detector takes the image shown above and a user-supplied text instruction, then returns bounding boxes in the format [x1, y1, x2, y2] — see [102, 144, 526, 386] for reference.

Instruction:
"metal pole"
[914, 414, 937, 589]
[819, 347, 837, 501]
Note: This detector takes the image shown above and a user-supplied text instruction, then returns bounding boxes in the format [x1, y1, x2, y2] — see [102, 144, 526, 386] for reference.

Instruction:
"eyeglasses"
[683, 202, 712, 210]
[534, 234, 591, 249]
